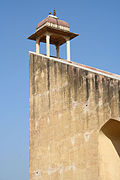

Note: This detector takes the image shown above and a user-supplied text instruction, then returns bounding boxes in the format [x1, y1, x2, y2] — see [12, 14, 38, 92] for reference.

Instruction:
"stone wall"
[29, 52, 120, 180]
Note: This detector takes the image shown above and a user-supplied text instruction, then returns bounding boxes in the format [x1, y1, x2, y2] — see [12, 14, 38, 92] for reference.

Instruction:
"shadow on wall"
[99, 119, 120, 180]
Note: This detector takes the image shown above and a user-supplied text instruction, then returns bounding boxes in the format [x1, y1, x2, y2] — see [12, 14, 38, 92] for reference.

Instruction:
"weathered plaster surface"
[29, 52, 120, 180]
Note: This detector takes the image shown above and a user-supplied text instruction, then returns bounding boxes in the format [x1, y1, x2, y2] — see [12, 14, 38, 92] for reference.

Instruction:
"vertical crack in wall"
[32, 54, 35, 95]
[85, 71, 89, 128]
[33, 54, 35, 121]
[54, 61, 57, 84]
[108, 79, 114, 115]
[67, 65, 72, 109]
[95, 74, 98, 90]
[95, 74, 99, 124]
[74, 67, 78, 101]
[86, 76, 89, 100]
[47, 60, 50, 109]
[60, 63, 64, 110]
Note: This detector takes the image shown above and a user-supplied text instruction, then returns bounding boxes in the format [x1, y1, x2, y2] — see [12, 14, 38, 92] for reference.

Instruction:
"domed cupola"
[28, 10, 79, 61]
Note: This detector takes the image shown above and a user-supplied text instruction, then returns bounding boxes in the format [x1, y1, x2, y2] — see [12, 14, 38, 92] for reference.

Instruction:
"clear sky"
[0, 0, 120, 179]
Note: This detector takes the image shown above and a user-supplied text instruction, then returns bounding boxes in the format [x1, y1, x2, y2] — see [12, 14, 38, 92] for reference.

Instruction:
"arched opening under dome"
[99, 119, 120, 180]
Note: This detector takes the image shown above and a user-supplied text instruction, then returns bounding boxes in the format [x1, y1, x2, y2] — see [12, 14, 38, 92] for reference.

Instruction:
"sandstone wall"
[29, 52, 120, 180]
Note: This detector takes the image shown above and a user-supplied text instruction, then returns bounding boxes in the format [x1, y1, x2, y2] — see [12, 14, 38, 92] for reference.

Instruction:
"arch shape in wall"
[99, 119, 120, 180]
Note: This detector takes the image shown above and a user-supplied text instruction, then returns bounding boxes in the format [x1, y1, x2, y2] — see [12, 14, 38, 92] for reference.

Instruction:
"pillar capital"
[65, 37, 70, 41]
[45, 32, 51, 37]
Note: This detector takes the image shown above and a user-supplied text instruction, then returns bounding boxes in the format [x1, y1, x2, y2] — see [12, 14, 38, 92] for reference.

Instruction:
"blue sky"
[0, 0, 120, 180]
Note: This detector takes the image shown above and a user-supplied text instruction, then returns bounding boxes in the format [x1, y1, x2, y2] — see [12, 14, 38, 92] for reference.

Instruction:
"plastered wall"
[29, 53, 120, 180]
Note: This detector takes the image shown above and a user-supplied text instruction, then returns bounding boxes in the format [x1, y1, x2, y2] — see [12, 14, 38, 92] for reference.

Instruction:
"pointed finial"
[53, 9, 56, 16]
[49, 12, 51, 15]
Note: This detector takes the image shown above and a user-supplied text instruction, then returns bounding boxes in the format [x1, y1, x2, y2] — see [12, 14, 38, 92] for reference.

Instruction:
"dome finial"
[53, 9, 56, 16]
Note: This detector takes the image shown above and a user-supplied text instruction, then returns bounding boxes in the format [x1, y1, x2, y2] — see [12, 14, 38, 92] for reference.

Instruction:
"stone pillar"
[56, 45, 59, 58]
[36, 38, 40, 53]
[66, 38, 70, 61]
[46, 34, 50, 57]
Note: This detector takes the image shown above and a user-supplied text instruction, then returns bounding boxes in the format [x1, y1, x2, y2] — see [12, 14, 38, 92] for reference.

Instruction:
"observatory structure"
[28, 11, 120, 180]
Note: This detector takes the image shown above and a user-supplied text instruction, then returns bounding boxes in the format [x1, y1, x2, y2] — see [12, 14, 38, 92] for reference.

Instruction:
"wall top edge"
[29, 51, 120, 81]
